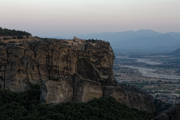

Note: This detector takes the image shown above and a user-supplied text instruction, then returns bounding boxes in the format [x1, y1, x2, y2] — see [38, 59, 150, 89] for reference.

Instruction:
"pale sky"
[0, 0, 180, 36]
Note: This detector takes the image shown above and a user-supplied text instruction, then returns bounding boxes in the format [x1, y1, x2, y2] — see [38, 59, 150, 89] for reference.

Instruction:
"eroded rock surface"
[0, 37, 154, 112]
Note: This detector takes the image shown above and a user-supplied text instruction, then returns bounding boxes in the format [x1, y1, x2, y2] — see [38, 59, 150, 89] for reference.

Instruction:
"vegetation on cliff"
[0, 86, 153, 120]
[0, 27, 31, 36]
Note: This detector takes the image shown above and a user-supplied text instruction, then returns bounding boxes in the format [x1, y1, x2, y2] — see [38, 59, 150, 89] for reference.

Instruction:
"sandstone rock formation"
[0, 36, 155, 113]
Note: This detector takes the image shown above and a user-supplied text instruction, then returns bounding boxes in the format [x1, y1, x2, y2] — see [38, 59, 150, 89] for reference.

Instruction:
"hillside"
[0, 86, 153, 120]
[0, 27, 31, 37]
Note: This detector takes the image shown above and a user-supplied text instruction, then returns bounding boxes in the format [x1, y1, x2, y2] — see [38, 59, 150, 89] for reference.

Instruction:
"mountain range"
[55, 30, 180, 54]
[171, 48, 180, 56]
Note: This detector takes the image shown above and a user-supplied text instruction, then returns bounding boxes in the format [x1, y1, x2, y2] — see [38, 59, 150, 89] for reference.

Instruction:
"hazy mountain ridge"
[55, 30, 180, 54]
[171, 48, 180, 56]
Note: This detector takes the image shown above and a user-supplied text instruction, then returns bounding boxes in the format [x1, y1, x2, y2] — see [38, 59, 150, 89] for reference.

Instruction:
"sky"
[0, 0, 180, 36]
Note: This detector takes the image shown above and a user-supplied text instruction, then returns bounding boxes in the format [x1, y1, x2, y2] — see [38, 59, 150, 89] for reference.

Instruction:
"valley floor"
[114, 55, 180, 104]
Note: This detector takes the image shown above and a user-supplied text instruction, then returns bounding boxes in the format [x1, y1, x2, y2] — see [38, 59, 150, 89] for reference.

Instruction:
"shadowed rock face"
[0, 37, 155, 112]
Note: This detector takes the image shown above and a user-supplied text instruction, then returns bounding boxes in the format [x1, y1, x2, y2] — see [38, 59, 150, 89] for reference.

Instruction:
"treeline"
[0, 27, 31, 36]
[0, 85, 153, 120]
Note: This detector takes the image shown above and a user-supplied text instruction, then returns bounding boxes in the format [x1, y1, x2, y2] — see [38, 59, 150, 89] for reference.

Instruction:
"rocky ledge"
[0, 36, 155, 113]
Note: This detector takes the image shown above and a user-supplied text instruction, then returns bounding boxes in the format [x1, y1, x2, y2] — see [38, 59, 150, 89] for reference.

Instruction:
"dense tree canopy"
[0, 27, 31, 36]
[0, 85, 153, 120]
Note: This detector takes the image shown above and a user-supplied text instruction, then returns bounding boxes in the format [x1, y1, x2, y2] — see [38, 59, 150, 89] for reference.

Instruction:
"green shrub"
[0, 86, 153, 120]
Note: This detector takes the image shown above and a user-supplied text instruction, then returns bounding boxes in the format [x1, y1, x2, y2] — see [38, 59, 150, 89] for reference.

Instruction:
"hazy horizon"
[0, 0, 180, 36]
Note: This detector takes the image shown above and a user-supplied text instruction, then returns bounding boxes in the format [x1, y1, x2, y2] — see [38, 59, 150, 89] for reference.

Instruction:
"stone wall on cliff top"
[0, 37, 155, 112]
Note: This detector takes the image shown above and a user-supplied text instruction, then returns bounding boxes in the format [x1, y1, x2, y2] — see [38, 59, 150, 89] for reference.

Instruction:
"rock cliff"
[0, 36, 155, 113]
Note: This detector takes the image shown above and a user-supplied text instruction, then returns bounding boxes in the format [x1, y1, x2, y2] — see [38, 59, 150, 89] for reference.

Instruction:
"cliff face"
[0, 37, 155, 112]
